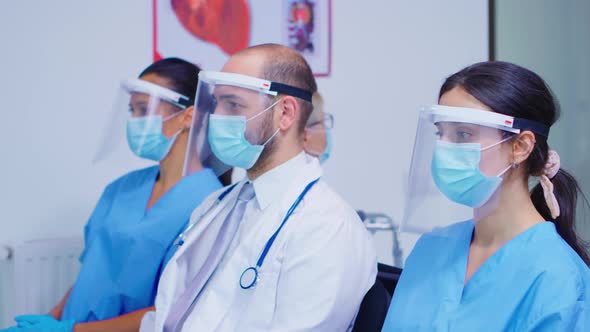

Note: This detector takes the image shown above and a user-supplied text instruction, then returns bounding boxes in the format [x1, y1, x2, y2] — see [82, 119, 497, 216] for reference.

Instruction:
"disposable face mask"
[431, 136, 513, 208]
[208, 99, 281, 169]
[319, 128, 332, 164]
[126, 112, 183, 161]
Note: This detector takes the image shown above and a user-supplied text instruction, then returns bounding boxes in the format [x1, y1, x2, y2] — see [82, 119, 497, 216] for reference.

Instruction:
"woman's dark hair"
[440, 61, 589, 265]
[139, 57, 200, 102]
[139, 57, 233, 186]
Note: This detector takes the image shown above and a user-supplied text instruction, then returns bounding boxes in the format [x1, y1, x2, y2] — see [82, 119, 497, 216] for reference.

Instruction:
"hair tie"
[539, 150, 561, 219]
[544, 150, 560, 179]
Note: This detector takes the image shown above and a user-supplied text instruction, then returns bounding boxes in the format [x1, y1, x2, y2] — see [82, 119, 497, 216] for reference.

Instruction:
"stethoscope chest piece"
[240, 266, 259, 289]
[237, 178, 319, 291]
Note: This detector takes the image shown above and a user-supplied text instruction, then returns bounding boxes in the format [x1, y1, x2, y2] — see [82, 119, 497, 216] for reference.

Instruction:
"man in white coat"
[140, 43, 377, 332]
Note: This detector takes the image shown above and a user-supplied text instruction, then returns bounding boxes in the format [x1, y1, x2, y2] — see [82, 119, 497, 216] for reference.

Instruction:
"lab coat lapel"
[228, 156, 323, 279]
[202, 157, 323, 331]
[154, 182, 245, 326]
[249, 156, 323, 257]
[176, 181, 246, 278]
[277, 156, 322, 212]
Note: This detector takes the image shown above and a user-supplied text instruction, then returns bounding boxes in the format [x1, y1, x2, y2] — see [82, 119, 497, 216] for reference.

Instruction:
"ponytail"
[531, 168, 590, 266]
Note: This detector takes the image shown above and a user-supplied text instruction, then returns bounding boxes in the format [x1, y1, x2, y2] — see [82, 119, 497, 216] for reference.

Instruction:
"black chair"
[352, 263, 402, 332]
[376, 263, 402, 297]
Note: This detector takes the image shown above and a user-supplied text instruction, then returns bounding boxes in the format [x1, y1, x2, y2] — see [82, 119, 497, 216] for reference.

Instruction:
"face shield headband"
[428, 105, 550, 138]
[198, 71, 313, 102]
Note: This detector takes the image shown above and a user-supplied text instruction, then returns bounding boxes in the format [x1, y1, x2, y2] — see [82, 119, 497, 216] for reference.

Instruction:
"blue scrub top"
[62, 166, 221, 322]
[382, 221, 590, 331]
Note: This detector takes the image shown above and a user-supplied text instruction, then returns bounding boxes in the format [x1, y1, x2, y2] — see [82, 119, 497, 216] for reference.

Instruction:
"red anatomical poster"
[153, 0, 331, 76]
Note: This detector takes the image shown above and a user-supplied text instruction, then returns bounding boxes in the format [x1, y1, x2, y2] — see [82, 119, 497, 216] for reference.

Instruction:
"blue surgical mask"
[208, 99, 281, 169]
[126, 113, 182, 161]
[431, 138, 513, 208]
[319, 129, 332, 164]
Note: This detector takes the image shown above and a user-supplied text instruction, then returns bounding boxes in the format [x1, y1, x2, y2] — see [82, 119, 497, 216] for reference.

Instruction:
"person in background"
[382, 61, 590, 331]
[303, 92, 333, 163]
[4, 58, 229, 332]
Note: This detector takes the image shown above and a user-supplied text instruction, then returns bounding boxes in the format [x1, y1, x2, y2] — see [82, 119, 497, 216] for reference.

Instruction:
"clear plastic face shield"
[94, 78, 193, 163]
[184, 71, 313, 173]
[305, 112, 333, 163]
[402, 105, 550, 234]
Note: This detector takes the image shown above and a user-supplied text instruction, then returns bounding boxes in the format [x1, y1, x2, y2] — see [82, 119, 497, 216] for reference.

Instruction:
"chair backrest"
[352, 263, 402, 332]
[377, 263, 402, 297]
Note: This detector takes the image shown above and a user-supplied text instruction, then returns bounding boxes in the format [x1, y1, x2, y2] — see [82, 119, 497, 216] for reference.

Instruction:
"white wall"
[0, 1, 488, 322]
[496, 0, 590, 240]
[318, 1, 488, 263]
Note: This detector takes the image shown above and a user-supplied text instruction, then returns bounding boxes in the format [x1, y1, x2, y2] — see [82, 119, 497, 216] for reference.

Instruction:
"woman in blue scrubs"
[383, 61, 590, 331]
[8, 58, 229, 332]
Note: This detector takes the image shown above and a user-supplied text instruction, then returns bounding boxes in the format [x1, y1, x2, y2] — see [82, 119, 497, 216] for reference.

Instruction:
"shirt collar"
[247, 152, 308, 210]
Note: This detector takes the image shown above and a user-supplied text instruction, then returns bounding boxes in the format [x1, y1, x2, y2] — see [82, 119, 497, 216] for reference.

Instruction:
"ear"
[181, 106, 194, 130]
[512, 131, 536, 164]
[276, 96, 298, 131]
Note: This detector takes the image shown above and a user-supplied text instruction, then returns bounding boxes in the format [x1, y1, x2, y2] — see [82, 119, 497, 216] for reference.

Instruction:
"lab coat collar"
[248, 152, 308, 210]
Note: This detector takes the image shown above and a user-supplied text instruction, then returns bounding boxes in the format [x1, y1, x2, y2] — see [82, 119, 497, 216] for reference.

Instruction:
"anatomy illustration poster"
[153, 0, 331, 76]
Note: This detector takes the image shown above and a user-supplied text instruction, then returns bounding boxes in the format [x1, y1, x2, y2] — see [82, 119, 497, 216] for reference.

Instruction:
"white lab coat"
[141, 153, 377, 332]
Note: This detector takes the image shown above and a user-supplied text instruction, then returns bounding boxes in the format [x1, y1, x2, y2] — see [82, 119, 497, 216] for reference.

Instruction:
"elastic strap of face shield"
[513, 118, 550, 138]
[268, 82, 312, 102]
[176, 96, 193, 108]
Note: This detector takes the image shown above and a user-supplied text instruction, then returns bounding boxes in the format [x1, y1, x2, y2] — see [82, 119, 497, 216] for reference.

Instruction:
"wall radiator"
[0, 238, 83, 328]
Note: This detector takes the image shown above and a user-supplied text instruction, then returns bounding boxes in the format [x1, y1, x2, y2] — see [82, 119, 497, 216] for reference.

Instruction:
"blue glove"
[13, 315, 75, 332]
[15, 314, 55, 327]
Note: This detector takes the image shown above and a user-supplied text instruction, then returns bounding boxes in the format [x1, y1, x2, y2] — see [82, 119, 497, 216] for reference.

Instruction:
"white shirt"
[141, 153, 377, 332]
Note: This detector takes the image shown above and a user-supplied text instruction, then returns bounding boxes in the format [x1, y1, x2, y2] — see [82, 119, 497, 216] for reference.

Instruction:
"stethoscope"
[173, 178, 320, 290]
[239, 178, 319, 289]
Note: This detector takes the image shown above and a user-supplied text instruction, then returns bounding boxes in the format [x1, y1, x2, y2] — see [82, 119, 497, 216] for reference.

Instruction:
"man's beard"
[247, 110, 278, 174]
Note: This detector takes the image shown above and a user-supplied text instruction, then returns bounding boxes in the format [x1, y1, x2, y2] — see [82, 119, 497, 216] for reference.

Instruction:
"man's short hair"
[243, 44, 318, 133]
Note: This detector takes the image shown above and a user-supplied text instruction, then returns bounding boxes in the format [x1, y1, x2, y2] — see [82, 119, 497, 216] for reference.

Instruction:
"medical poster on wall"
[153, 0, 332, 76]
